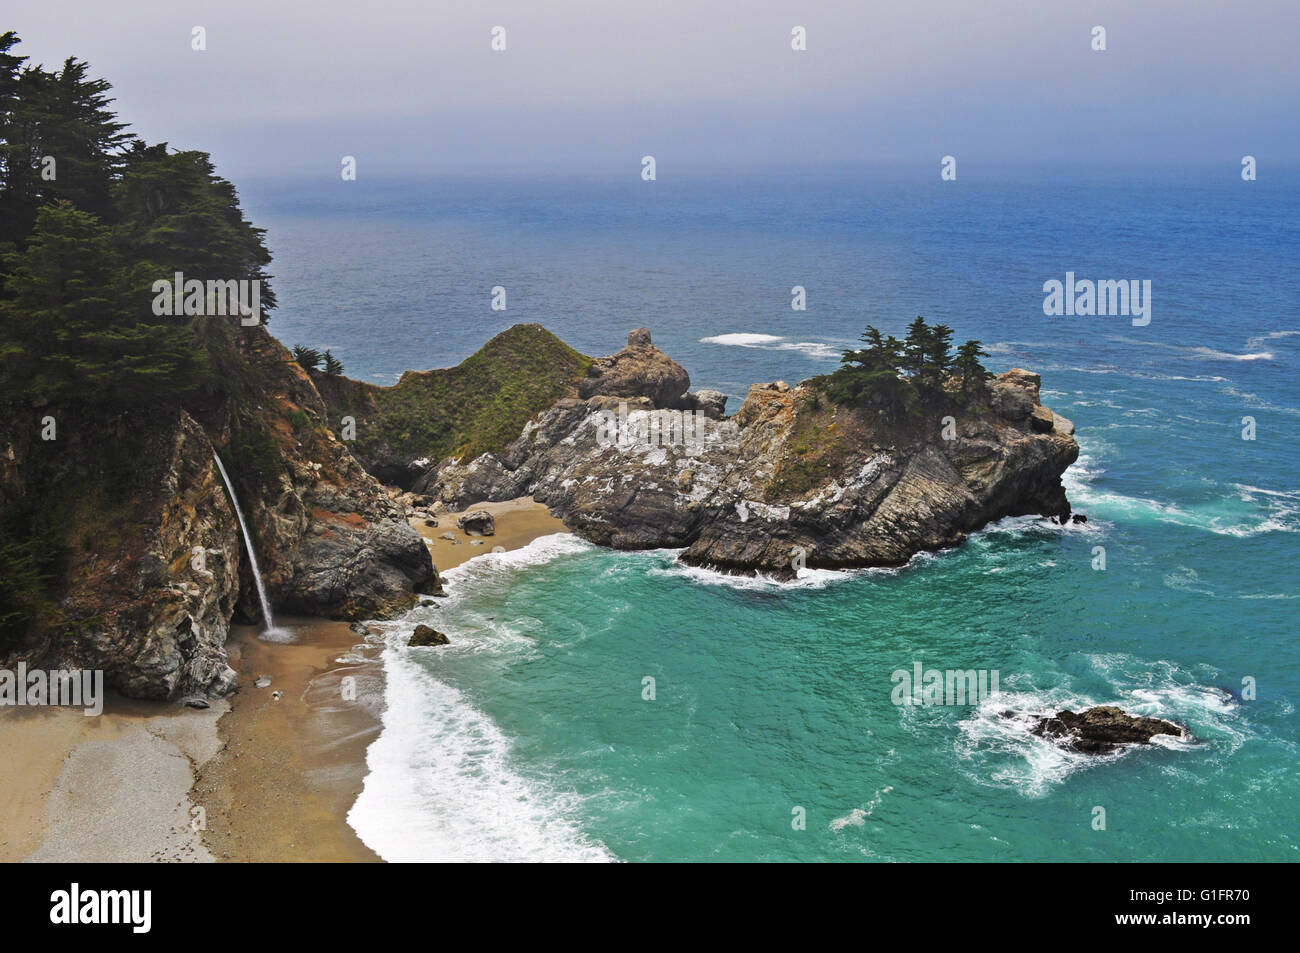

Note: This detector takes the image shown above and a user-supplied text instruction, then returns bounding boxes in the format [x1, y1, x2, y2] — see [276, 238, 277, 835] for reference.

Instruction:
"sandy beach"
[0, 497, 567, 863]
[412, 497, 569, 572]
[1, 696, 225, 863]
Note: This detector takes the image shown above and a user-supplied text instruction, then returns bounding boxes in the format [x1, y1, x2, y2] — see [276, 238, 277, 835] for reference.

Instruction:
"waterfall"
[213, 452, 283, 638]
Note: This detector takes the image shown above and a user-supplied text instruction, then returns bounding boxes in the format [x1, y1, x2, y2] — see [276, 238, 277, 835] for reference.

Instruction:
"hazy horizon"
[6, 0, 1299, 179]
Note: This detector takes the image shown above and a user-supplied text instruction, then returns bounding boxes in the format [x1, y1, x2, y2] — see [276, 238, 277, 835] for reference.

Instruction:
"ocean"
[241, 166, 1299, 861]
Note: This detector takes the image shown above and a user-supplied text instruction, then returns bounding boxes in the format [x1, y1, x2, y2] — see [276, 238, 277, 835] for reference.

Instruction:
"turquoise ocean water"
[241, 167, 1298, 860]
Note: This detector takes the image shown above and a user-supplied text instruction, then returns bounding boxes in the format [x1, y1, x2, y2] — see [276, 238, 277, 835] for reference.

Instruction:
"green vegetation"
[227, 417, 284, 488]
[291, 344, 322, 370]
[329, 324, 592, 465]
[812, 316, 990, 418]
[291, 345, 344, 376]
[0, 31, 275, 411]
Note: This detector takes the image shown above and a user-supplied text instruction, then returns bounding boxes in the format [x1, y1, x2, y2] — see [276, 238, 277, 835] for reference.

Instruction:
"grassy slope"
[315, 324, 592, 467]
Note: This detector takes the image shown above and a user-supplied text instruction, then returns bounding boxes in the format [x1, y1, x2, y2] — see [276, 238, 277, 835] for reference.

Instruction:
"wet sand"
[191, 617, 385, 862]
[193, 498, 567, 861]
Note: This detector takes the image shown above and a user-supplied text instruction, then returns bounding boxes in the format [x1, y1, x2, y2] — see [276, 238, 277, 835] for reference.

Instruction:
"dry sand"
[413, 496, 568, 571]
[1, 497, 569, 862]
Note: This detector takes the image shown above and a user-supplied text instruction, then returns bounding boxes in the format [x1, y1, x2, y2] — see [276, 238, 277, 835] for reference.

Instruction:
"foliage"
[812, 317, 990, 419]
[291, 344, 322, 370]
[0, 33, 275, 411]
[335, 324, 592, 464]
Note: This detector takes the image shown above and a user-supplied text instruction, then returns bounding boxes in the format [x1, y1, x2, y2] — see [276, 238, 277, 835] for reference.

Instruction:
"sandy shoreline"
[0, 497, 567, 862]
[412, 496, 569, 572]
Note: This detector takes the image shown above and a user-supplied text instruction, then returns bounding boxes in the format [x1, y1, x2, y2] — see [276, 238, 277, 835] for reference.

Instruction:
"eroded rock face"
[0, 409, 240, 700]
[415, 344, 1080, 579]
[577, 328, 692, 409]
[1029, 705, 1185, 754]
[223, 329, 439, 623]
[0, 325, 438, 700]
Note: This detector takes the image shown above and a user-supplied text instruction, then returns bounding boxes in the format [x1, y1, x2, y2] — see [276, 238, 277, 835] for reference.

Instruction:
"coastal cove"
[0, 4, 1296, 877]
[2, 159, 1296, 862]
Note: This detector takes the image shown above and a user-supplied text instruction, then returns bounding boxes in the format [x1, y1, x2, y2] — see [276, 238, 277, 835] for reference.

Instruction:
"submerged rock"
[1029, 705, 1185, 754]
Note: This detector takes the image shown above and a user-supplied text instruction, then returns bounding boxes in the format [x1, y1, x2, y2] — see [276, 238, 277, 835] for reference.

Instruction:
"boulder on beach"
[456, 509, 496, 536]
[1028, 705, 1185, 754]
[409, 624, 450, 647]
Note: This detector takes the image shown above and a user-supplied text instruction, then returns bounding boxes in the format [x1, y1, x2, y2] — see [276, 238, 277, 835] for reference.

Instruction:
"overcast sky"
[7, 0, 1298, 178]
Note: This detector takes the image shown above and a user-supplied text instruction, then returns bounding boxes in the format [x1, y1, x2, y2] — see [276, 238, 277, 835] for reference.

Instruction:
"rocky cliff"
[0, 322, 438, 700]
[414, 330, 1079, 579]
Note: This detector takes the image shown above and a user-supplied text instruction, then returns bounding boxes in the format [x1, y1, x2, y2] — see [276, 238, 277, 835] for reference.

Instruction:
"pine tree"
[322, 350, 344, 375]
[0, 43, 129, 246]
[113, 143, 276, 320]
[954, 340, 991, 396]
[903, 316, 930, 378]
[831, 324, 914, 417]
[292, 344, 322, 370]
[0, 201, 205, 407]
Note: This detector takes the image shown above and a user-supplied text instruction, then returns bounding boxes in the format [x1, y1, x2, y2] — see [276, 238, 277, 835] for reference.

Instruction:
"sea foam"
[348, 533, 614, 862]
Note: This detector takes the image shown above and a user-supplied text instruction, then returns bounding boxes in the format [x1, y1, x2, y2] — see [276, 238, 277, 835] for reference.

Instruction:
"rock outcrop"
[1028, 705, 1186, 754]
[312, 324, 592, 488]
[412, 332, 1080, 579]
[578, 328, 693, 409]
[213, 327, 439, 626]
[409, 624, 450, 647]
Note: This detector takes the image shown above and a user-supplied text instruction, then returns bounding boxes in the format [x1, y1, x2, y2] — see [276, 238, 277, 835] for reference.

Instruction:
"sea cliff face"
[414, 331, 1079, 578]
[0, 324, 437, 700]
[220, 327, 439, 624]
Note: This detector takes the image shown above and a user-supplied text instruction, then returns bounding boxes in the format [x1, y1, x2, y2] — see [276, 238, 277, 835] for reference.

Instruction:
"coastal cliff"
[0, 322, 438, 700]
[404, 329, 1079, 578]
